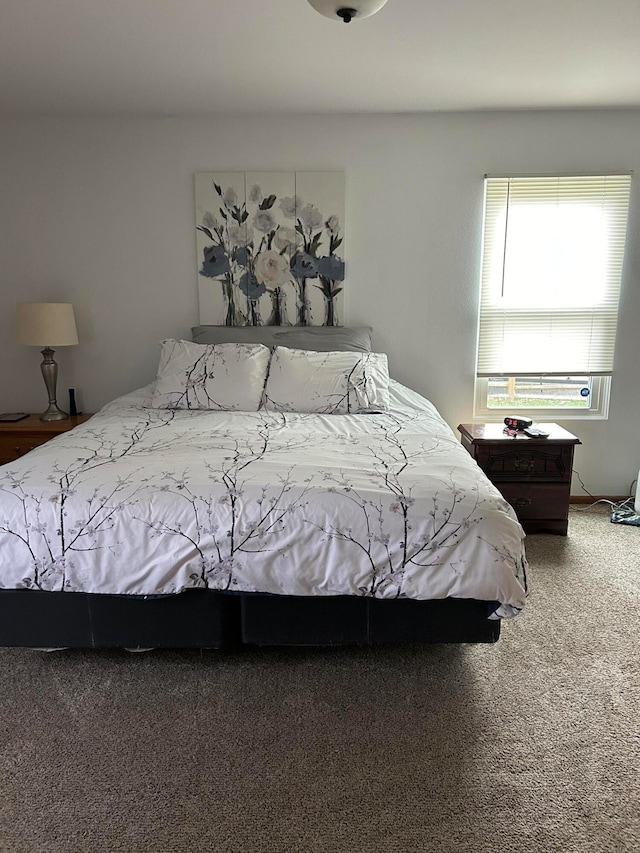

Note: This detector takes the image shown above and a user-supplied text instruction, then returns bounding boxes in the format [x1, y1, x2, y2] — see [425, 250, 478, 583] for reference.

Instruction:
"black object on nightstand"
[0, 413, 29, 422]
[457, 422, 581, 535]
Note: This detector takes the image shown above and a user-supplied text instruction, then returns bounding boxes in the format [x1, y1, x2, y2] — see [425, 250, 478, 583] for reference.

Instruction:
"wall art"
[195, 171, 345, 326]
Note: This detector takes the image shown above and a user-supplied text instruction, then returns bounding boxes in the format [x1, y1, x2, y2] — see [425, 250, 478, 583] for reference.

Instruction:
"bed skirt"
[0, 588, 500, 648]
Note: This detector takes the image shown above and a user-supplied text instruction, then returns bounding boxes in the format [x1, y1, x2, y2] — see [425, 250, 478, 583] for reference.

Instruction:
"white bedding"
[0, 381, 528, 618]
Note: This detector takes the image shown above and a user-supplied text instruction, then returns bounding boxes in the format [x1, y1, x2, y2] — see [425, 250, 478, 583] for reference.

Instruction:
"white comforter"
[0, 381, 528, 618]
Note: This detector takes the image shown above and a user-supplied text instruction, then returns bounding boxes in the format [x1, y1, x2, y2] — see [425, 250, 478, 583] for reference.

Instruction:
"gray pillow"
[191, 325, 373, 353]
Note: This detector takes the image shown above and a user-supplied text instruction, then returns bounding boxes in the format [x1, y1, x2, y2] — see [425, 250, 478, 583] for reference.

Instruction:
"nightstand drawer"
[498, 482, 571, 520]
[0, 435, 48, 463]
[474, 445, 573, 482]
[0, 414, 93, 465]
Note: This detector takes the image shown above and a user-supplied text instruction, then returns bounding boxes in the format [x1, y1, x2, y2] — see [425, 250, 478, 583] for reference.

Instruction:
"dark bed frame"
[0, 589, 500, 648]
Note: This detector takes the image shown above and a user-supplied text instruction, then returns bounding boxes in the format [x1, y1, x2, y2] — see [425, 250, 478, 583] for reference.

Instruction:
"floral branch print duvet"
[0, 381, 528, 619]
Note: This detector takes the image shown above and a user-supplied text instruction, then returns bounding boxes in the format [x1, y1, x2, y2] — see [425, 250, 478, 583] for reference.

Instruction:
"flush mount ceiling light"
[306, 0, 389, 23]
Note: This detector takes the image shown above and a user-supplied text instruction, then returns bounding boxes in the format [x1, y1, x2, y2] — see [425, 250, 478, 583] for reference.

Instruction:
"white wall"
[1, 111, 639, 495]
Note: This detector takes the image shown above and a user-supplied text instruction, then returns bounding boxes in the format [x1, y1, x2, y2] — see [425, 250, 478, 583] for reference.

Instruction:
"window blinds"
[476, 174, 631, 376]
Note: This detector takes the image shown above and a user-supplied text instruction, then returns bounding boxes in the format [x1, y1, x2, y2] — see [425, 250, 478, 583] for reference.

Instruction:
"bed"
[0, 326, 528, 649]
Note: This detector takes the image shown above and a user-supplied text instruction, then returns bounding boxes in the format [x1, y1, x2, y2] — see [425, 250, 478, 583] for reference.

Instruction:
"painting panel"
[245, 172, 296, 326]
[293, 172, 345, 327]
[195, 172, 248, 326]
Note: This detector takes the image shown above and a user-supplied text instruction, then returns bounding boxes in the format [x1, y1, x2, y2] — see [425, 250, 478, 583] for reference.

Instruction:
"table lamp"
[16, 302, 79, 421]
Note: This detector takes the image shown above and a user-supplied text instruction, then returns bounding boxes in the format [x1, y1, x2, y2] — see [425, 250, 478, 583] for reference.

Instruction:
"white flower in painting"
[252, 210, 277, 234]
[228, 224, 249, 246]
[299, 203, 323, 230]
[274, 226, 297, 252]
[248, 184, 262, 203]
[326, 215, 340, 234]
[223, 187, 238, 207]
[279, 195, 302, 219]
[202, 210, 217, 229]
[254, 250, 290, 288]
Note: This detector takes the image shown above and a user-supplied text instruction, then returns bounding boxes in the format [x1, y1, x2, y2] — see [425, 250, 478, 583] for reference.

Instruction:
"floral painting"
[195, 171, 345, 326]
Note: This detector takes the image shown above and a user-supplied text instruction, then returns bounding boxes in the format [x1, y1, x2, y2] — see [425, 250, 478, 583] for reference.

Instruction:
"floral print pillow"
[152, 339, 271, 411]
[262, 347, 389, 414]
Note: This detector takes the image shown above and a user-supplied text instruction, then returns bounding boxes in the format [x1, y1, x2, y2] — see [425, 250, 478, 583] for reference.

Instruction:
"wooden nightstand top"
[0, 413, 93, 435]
[457, 423, 581, 445]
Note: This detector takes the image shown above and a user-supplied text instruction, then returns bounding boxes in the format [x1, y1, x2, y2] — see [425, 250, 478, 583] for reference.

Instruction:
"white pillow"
[152, 339, 271, 411]
[262, 347, 389, 414]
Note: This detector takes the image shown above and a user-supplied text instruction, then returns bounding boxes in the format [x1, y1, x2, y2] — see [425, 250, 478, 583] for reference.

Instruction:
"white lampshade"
[17, 302, 79, 347]
[306, 0, 389, 22]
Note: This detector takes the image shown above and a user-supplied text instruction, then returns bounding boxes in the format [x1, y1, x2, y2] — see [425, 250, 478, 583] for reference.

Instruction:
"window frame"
[474, 173, 631, 421]
[473, 374, 611, 420]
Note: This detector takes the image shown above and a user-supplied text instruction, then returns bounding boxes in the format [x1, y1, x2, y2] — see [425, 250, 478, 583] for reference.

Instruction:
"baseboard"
[570, 495, 629, 504]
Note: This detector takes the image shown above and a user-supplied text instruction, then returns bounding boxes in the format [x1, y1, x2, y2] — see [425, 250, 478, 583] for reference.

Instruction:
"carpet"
[0, 506, 638, 853]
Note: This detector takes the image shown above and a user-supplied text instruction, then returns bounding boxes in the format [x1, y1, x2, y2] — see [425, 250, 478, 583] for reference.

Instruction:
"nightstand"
[457, 423, 581, 535]
[0, 414, 93, 465]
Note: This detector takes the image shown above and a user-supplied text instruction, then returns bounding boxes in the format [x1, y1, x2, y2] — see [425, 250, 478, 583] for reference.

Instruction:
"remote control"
[0, 412, 29, 422]
[524, 426, 549, 438]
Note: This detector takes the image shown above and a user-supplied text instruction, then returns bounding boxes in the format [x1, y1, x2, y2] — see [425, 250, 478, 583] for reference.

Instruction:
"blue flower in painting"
[235, 246, 249, 267]
[239, 272, 266, 301]
[200, 244, 230, 278]
[316, 255, 345, 281]
[291, 252, 319, 279]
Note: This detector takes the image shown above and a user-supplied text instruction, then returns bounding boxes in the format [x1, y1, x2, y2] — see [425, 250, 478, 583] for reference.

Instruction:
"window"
[474, 174, 631, 419]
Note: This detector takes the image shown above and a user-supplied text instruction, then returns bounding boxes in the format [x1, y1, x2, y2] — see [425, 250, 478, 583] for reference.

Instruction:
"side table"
[457, 422, 581, 535]
[0, 414, 94, 465]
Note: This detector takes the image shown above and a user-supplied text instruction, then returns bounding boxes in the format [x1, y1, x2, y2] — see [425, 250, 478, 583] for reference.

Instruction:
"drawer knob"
[514, 498, 532, 507]
[514, 457, 535, 472]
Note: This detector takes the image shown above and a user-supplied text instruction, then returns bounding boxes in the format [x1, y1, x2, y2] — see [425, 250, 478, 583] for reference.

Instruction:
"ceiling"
[2, 0, 640, 116]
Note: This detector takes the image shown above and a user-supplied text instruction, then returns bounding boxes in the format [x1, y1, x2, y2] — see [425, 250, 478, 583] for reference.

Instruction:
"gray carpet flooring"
[0, 506, 638, 853]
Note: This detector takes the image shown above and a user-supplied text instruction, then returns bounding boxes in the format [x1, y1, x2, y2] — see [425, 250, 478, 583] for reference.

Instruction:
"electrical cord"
[571, 469, 633, 513]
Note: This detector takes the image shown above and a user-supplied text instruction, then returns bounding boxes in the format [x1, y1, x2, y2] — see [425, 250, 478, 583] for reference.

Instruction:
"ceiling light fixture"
[306, 0, 389, 23]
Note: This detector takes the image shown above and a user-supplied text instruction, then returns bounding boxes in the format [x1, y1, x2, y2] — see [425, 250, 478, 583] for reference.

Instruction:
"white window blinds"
[476, 174, 631, 376]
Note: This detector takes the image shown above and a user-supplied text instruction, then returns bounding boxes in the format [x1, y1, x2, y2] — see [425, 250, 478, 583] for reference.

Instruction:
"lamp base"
[40, 404, 69, 422]
[39, 347, 69, 421]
